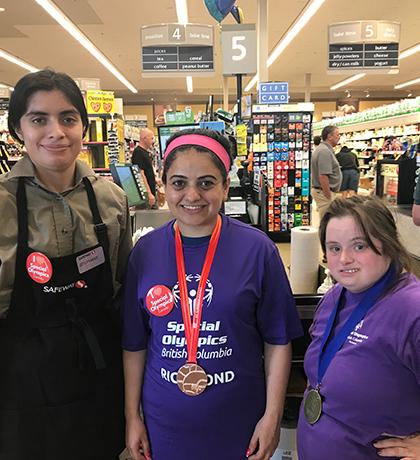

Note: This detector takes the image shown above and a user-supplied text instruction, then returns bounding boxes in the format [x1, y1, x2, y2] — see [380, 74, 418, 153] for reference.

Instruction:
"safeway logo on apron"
[42, 280, 88, 294]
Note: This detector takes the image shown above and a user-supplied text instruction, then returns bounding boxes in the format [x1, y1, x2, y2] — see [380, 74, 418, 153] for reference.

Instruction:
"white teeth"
[342, 268, 358, 273]
[183, 205, 201, 210]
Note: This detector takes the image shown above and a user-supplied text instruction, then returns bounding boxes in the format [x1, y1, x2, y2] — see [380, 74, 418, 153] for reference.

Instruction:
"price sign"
[221, 24, 257, 76]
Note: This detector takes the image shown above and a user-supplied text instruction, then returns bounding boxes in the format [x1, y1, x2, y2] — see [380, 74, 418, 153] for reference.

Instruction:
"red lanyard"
[174, 215, 222, 363]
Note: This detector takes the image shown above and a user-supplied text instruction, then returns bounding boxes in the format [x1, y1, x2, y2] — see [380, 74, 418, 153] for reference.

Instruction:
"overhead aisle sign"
[141, 24, 214, 76]
[220, 24, 257, 75]
[328, 21, 400, 73]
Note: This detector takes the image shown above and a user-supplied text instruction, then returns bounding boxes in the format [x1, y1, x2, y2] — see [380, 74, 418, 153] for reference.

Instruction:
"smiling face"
[325, 215, 391, 293]
[165, 149, 230, 237]
[17, 89, 84, 177]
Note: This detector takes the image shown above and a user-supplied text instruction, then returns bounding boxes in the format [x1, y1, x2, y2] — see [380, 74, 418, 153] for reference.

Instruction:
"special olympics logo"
[173, 274, 214, 316]
[355, 320, 364, 332]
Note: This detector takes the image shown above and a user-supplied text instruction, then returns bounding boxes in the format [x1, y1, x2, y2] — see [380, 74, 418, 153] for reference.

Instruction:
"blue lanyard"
[317, 264, 396, 384]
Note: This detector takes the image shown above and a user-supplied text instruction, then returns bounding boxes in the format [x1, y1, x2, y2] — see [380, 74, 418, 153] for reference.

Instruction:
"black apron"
[0, 177, 125, 460]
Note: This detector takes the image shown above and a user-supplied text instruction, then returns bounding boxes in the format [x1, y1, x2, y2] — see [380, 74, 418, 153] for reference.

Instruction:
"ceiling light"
[399, 43, 420, 60]
[0, 48, 39, 73]
[394, 77, 420, 89]
[245, 74, 258, 93]
[186, 76, 193, 93]
[35, 0, 137, 93]
[407, 92, 413, 97]
[330, 73, 366, 91]
[346, 90, 351, 98]
[175, 0, 188, 25]
[365, 90, 370, 98]
[0, 82, 14, 91]
[245, 0, 325, 91]
[267, 0, 326, 67]
[0, 7, 5, 12]
[174, 1, 192, 96]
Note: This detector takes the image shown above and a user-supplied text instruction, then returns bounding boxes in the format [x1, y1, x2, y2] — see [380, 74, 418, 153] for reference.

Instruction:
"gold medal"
[303, 388, 322, 424]
[176, 363, 208, 396]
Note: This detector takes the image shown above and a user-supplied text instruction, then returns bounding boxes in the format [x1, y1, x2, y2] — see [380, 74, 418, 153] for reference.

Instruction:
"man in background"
[311, 125, 342, 219]
[132, 128, 157, 208]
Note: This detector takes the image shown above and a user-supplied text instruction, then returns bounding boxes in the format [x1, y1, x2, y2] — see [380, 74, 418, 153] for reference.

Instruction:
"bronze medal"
[303, 388, 322, 424]
[176, 363, 208, 396]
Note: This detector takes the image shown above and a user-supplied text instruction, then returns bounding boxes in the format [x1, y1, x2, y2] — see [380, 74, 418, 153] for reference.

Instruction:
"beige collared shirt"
[0, 156, 133, 318]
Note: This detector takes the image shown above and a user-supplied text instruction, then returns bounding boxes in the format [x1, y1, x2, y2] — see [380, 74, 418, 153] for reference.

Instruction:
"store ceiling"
[0, 0, 419, 105]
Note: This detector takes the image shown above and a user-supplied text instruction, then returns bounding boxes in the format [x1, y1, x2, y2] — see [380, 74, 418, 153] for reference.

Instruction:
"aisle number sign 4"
[141, 24, 214, 76]
[221, 24, 257, 76]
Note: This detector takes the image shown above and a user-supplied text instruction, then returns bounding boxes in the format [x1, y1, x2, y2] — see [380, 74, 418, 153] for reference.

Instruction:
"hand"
[246, 414, 280, 460]
[374, 433, 420, 459]
[126, 415, 152, 460]
[148, 193, 156, 207]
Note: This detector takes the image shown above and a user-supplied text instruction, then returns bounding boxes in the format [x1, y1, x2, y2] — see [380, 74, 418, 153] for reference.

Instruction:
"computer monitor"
[157, 123, 199, 158]
[109, 164, 146, 207]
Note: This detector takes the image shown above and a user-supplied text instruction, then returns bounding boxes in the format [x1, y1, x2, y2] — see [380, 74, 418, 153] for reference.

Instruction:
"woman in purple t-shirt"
[297, 196, 420, 460]
[122, 128, 303, 460]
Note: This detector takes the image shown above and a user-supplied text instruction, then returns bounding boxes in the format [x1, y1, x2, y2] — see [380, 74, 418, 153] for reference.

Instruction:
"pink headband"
[163, 134, 231, 172]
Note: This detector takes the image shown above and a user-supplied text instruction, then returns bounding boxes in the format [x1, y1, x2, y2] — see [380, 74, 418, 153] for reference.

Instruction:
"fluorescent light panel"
[267, 0, 326, 67]
[186, 76, 193, 93]
[245, 0, 326, 92]
[399, 43, 420, 60]
[0, 82, 14, 91]
[394, 77, 420, 89]
[330, 73, 366, 90]
[174, 0, 192, 94]
[35, 0, 137, 93]
[175, 0, 188, 25]
[0, 48, 39, 73]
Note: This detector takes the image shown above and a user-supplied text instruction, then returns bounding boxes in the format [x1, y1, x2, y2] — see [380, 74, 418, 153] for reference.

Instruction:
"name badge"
[76, 247, 105, 274]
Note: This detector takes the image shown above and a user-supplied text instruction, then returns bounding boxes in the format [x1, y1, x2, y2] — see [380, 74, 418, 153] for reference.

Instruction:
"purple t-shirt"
[297, 274, 420, 460]
[122, 215, 302, 460]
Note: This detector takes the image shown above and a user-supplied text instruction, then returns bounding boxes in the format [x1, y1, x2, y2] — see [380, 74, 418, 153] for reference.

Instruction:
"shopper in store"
[313, 135, 321, 146]
[0, 69, 132, 460]
[336, 145, 360, 198]
[310, 125, 342, 219]
[412, 176, 420, 226]
[131, 127, 158, 208]
[122, 127, 303, 460]
[297, 196, 420, 460]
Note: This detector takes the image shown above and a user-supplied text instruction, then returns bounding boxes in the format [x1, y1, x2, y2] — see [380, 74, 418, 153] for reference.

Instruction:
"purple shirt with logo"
[297, 274, 420, 460]
[122, 215, 302, 460]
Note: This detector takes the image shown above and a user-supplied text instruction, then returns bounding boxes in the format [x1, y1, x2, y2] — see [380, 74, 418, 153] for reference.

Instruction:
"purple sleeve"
[121, 250, 150, 351]
[256, 249, 303, 344]
[402, 317, 420, 386]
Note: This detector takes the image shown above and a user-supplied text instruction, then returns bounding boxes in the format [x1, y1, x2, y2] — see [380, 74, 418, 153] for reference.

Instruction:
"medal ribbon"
[317, 264, 396, 384]
[174, 215, 222, 363]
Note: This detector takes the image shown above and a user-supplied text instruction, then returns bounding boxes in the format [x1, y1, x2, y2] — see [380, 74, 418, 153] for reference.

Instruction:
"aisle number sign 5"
[232, 36, 246, 61]
[221, 24, 257, 75]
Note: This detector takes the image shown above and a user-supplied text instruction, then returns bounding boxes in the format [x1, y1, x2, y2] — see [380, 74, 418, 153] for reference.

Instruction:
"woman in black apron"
[0, 70, 132, 459]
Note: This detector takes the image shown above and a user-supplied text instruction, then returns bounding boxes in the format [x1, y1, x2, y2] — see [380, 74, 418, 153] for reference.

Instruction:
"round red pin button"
[26, 252, 53, 284]
[146, 285, 174, 317]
